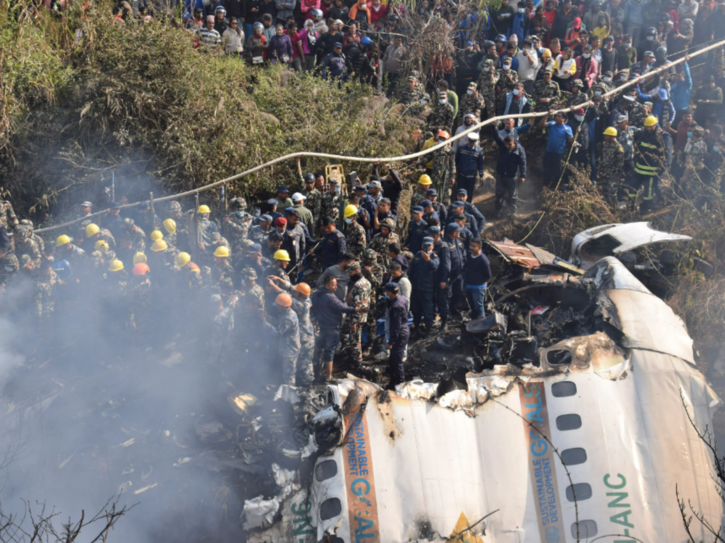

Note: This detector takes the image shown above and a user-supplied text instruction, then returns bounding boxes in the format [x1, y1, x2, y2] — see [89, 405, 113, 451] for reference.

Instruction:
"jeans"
[466, 285, 486, 318]
[314, 328, 341, 363]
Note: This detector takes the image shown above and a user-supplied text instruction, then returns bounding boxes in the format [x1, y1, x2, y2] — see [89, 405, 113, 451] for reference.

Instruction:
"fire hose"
[34, 37, 725, 235]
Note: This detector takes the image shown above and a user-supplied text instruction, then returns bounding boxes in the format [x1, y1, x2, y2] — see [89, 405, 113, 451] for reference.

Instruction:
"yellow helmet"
[108, 259, 124, 272]
[85, 223, 100, 238]
[163, 218, 176, 234]
[273, 249, 291, 262]
[177, 252, 191, 267]
[150, 239, 168, 252]
[94, 240, 109, 253]
[56, 234, 71, 247]
[214, 246, 230, 258]
[133, 252, 147, 265]
[644, 115, 658, 127]
[418, 174, 432, 185]
[603, 126, 618, 136]
[198, 205, 211, 214]
[344, 205, 358, 218]
[150, 230, 164, 241]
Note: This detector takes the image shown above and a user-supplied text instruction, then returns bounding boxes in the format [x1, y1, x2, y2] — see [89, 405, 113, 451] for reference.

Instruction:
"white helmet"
[312, 8, 323, 19]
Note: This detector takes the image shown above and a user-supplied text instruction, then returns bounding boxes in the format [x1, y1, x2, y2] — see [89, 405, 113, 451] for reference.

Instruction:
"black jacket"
[493, 128, 528, 178]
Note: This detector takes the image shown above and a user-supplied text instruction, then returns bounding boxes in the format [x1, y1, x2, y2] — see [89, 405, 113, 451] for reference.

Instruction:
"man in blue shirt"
[541, 111, 574, 187]
[670, 58, 692, 125]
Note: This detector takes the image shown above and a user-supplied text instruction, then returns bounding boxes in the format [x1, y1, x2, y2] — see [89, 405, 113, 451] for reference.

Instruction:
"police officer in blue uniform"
[408, 236, 439, 337]
[444, 222, 466, 320]
[313, 216, 347, 270]
[405, 206, 428, 253]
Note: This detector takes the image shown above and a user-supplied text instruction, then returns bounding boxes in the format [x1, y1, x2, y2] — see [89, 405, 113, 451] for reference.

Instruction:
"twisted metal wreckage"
[241, 223, 723, 543]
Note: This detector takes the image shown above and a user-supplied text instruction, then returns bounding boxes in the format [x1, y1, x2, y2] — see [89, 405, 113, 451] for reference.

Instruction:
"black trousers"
[411, 289, 435, 327]
[543, 152, 564, 188]
[495, 174, 519, 213]
[449, 276, 465, 317]
[388, 330, 409, 386]
[456, 173, 477, 198]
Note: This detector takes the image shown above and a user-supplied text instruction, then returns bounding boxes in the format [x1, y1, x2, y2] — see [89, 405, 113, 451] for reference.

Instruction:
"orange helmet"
[132, 263, 150, 276]
[275, 293, 292, 307]
[293, 282, 311, 296]
[437, 129, 450, 139]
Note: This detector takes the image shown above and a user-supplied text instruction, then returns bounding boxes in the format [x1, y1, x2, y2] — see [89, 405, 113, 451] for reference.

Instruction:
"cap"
[446, 223, 462, 232]
[422, 236, 434, 246]
[412, 206, 424, 214]
[574, 107, 585, 115]
[266, 198, 277, 206]
[623, 94, 636, 102]
[484, 59, 494, 66]
[407, 75, 417, 82]
[260, 214, 273, 223]
[457, 188, 468, 195]
[643, 101, 653, 108]
[420, 199, 432, 208]
[467, 132, 480, 141]
[465, 40, 473, 46]
[110, 202, 122, 210]
[333, 42, 343, 48]
[292, 192, 304, 202]
[369, 180, 382, 189]
[644, 50, 654, 57]
[81, 201, 92, 208]
[347, 261, 361, 273]
[248, 243, 262, 253]
[617, 114, 629, 123]
[426, 188, 437, 196]
[383, 282, 399, 292]
[468, 82, 477, 90]
[604, 70, 613, 77]
[353, 185, 367, 192]
[451, 201, 464, 209]
[571, 79, 584, 88]
[658, 88, 669, 100]
[277, 185, 289, 193]
[425, 226, 441, 235]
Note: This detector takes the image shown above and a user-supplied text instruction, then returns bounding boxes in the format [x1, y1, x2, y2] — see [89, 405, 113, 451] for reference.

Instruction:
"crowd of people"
[7, 0, 725, 390]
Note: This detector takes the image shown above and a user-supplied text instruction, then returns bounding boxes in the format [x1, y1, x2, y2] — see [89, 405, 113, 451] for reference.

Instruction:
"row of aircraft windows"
[552, 380, 599, 540]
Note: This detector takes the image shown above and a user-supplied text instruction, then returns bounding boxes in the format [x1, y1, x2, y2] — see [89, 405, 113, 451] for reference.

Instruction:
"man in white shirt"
[516, 39, 541, 94]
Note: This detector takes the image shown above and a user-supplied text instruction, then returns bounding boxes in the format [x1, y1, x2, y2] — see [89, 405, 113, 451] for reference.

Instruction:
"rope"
[33, 37, 725, 235]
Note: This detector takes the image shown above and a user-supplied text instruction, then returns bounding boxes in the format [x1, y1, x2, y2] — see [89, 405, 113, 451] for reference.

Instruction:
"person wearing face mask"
[455, 41, 484, 97]
[694, 76, 723, 127]
[636, 27, 658, 62]
[496, 57, 519, 112]
[501, 43, 520, 71]
[426, 91, 455, 134]
[319, 177, 346, 228]
[509, 1, 529, 44]
[348, 0, 371, 27]
[516, 39, 540, 93]
[476, 59, 500, 124]
[458, 83, 485, 125]
[623, 0, 644, 45]
[616, 34, 636, 71]
[502, 82, 531, 120]
[575, 45, 598, 90]
[408, 236, 439, 338]
[552, 47, 576, 90]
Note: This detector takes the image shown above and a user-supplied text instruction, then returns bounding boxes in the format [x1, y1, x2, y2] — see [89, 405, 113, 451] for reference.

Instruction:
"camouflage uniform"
[167, 202, 190, 252]
[344, 219, 367, 258]
[14, 226, 42, 270]
[532, 78, 561, 112]
[496, 69, 519, 111]
[34, 270, 59, 320]
[431, 144, 457, 205]
[426, 102, 455, 133]
[477, 68, 500, 120]
[129, 276, 153, 332]
[242, 268, 265, 311]
[264, 308, 300, 385]
[409, 189, 428, 214]
[319, 181, 345, 227]
[397, 84, 424, 106]
[0, 201, 19, 231]
[225, 205, 253, 256]
[209, 301, 234, 365]
[302, 188, 322, 224]
[597, 139, 625, 205]
[629, 102, 647, 128]
[368, 229, 400, 269]
[566, 86, 589, 109]
[1, 254, 19, 292]
[119, 218, 147, 253]
[341, 264, 371, 362]
[290, 294, 314, 386]
[249, 225, 272, 245]
[212, 258, 235, 285]
[361, 249, 383, 345]
[685, 136, 708, 182]
[458, 93, 485, 122]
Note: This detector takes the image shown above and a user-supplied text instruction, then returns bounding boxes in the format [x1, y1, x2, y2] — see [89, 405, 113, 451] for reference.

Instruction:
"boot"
[439, 317, 448, 333]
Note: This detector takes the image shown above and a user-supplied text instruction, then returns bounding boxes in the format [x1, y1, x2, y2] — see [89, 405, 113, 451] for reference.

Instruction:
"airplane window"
[320, 498, 342, 521]
[316, 460, 338, 482]
[571, 520, 598, 539]
[566, 483, 592, 501]
[561, 448, 587, 465]
[551, 382, 577, 397]
[556, 414, 582, 431]
[547, 350, 573, 365]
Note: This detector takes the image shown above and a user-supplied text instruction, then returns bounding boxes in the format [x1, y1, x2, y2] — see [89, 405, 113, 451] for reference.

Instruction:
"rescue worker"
[443, 223, 466, 321]
[627, 115, 666, 213]
[343, 205, 366, 258]
[597, 127, 625, 205]
[341, 261, 371, 364]
[454, 132, 485, 199]
[224, 197, 253, 256]
[290, 283, 314, 386]
[410, 174, 433, 213]
[430, 132, 457, 205]
[262, 292, 301, 386]
[384, 282, 410, 388]
[82, 223, 116, 254]
[313, 217, 347, 270]
[408, 236, 439, 337]
[368, 218, 399, 269]
[405, 206, 427, 254]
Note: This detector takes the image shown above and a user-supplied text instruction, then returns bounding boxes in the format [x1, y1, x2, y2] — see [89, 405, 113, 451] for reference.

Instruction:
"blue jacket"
[311, 288, 356, 330]
[623, 0, 644, 26]
[389, 295, 410, 344]
[443, 236, 465, 278]
[408, 250, 440, 292]
[446, 200, 485, 230]
[670, 63, 692, 111]
[315, 228, 346, 269]
[509, 12, 528, 43]
[434, 240, 451, 283]
[322, 52, 347, 80]
[405, 220, 428, 253]
[455, 143, 485, 177]
[447, 211, 480, 238]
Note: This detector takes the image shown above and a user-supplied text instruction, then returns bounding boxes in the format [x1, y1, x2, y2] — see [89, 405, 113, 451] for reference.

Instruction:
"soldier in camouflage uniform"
[477, 60, 500, 122]
[1, 254, 19, 292]
[209, 294, 234, 365]
[532, 68, 561, 112]
[368, 218, 399, 269]
[319, 177, 346, 228]
[128, 265, 153, 332]
[166, 201, 190, 252]
[361, 248, 383, 348]
[409, 175, 433, 214]
[300, 173, 322, 226]
[242, 267, 265, 311]
[224, 197, 253, 256]
[566, 79, 589, 110]
[0, 199, 19, 232]
[343, 206, 366, 258]
[426, 92, 455, 134]
[613, 69, 629, 89]
[20, 220, 45, 256]
[430, 136, 457, 205]
[496, 61, 519, 113]
[290, 283, 314, 386]
[683, 126, 708, 185]
[34, 262, 59, 321]
[597, 127, 625, 206]
[628, 97, 647, 128]
[340, 261, 371, 363]
[397, 75, 424, 107]
[14, 225, 42, 270]
[117, 218, 147, 264]
[457, 82, 485, 125]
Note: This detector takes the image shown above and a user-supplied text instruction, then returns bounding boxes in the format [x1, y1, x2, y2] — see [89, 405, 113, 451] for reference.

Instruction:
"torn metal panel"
[486, 240, 585, 275]
[571, 221, 692, 269]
